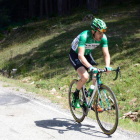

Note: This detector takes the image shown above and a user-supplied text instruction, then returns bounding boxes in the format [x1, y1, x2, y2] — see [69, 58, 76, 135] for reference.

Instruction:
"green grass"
[0, 1, 140, 134]
[2, 84, 10, 87]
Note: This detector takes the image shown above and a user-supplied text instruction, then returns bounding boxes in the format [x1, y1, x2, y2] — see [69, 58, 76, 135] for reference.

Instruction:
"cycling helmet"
[91, 18, 107, 32]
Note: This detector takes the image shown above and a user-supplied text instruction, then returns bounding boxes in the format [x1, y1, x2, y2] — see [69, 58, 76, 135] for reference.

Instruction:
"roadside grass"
[0, 1, 140, 133]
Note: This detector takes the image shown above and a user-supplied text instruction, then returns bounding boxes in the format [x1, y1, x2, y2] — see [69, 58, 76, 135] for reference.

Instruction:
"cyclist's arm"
[78, 47, 91, 68]
[78, 31, 92, 69]
[101, 34, 111, 69]
[102, 47, 110, 68]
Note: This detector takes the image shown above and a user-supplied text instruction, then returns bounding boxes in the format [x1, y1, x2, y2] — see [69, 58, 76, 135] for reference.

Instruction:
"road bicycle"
[68, 67, 121, 135]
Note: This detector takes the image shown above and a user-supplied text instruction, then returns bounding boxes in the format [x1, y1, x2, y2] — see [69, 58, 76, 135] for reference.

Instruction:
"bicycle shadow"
[35, 118, 112, 138]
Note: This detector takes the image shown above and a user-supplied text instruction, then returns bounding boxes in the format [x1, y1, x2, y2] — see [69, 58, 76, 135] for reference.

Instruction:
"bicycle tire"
[95, 84, 119, 135]
[68, 79, 85, 123]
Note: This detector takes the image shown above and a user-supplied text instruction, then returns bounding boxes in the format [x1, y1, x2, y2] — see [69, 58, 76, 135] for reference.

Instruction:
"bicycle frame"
[81, 73, 100, 115]
[81, 72, 112, 115]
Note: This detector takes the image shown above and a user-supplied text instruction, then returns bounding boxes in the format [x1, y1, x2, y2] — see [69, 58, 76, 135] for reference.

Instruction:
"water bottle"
[88, 85, 95, 97]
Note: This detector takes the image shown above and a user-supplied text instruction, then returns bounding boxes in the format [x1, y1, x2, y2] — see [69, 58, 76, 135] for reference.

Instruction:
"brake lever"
[119, 68, 122, 79]
[87, 70, 93, 83]
[113, 71, 118, 81]
[113, 67, 121, 81]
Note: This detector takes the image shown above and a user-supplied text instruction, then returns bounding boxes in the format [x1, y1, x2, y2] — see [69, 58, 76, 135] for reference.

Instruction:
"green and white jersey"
[71, 30, 108, 55]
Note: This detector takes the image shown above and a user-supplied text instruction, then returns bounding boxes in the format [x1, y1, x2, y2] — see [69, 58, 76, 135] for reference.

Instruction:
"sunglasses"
[97, 28, 107, 33]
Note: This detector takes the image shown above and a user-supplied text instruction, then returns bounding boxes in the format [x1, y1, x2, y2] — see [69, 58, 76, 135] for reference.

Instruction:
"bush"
[0, 8, 11, 29]
[0, 33, 5, 41]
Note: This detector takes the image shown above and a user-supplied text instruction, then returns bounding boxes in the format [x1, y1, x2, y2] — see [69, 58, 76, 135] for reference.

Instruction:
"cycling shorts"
[69, 48, 96, 70]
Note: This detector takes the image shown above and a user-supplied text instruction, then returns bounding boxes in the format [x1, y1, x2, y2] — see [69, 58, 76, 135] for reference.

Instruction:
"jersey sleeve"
[101, 34, 108, 47]
[78, 31, 87, 48]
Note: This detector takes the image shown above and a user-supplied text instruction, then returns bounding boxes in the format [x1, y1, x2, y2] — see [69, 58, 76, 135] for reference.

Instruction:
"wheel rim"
[69, 80, 85, 122]
[95, 86, 118, 134]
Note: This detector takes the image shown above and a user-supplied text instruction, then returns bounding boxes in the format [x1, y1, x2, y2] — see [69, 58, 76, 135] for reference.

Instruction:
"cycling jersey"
[69, 49, 97, 70]
[71, 30, 108, 55]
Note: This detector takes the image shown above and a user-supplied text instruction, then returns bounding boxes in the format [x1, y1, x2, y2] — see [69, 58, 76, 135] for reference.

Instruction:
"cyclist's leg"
[70, 66, 88, 108]
[69, 49, 88, 108]
[76, 66, 89, 90]
[69, 49, 89, 90]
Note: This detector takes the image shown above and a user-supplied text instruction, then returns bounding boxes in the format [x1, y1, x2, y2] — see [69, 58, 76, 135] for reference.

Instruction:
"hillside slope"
[0, 1, 140, 133]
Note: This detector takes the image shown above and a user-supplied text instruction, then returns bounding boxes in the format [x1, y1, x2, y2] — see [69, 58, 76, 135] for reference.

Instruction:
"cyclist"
[69, 18, 112, 108]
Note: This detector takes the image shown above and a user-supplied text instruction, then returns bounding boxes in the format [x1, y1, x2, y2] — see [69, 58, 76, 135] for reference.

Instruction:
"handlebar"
[87, 66, 121, 83]
[112, 66, 122, 80]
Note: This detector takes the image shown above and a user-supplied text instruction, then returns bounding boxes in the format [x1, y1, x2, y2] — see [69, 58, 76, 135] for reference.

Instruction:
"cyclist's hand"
[105, 66, 112, 72]
[88, 66, 98, 73]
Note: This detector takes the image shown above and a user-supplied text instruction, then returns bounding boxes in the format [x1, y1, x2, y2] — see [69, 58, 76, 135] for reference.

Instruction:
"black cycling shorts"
[69, 48, 97, 70]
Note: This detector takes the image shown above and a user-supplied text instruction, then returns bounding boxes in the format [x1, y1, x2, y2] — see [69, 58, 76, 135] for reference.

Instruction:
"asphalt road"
[0, 83, 140, 140]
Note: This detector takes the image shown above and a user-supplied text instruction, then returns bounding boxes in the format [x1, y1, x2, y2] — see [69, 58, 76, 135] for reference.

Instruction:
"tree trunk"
[93, 0, 98, 15]
[87, 0, 90, 10]
[87, 0, 94, 10]
[40, 0, 43, 19]
[45, 0, 49, 19]
[67, 0, 71, 13]
[73, 0, 76, 8]
[79, 0, 85, 7]
[29, 0, 36, 18]
[49, 0, 53, 16]
[115, 0, 122, 4]
[53, 0, 58, 14]
[62, 0, 67, 14]
[98, 0, 102, 7]
[58, 0, 63, 16]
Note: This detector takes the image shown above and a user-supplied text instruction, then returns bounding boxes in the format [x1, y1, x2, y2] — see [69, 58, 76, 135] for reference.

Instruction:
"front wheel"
[95, 84, 119, 135]
[68, 79, 85, 123]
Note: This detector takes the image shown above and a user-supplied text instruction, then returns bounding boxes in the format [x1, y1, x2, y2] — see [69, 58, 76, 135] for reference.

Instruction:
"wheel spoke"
[95, 85, 119, 135]
[69, 79, 85, 123]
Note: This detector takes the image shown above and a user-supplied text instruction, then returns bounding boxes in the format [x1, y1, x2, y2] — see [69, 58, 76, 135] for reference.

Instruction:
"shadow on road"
[35, 118, 111, 138]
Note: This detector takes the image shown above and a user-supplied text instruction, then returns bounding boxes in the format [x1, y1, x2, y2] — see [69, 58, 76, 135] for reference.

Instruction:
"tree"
[57, 0, 63, 16]
[87, 0, 91, 10]
[67, 0, 71, 13]
[40, 0, 43, 19]
[53, 0, 58, 15]
[29, 0, 36, 18]
[45, 0, 49, 19]
[86, 0, 101, 15]
[115, 0, 122, 5]
[49, 0, 53, 16]
[79, 0, 86, 7]
[62, 0, 67, 15]
[93, 0, 98, 14]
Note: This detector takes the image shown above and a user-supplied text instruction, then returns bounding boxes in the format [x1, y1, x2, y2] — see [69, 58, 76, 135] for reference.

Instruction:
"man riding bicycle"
[69, 18, 112, 108]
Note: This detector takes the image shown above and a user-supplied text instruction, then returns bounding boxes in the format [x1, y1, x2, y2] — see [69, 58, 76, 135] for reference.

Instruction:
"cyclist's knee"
[81, 73, 89, 82]
[77, 66, 89, 82]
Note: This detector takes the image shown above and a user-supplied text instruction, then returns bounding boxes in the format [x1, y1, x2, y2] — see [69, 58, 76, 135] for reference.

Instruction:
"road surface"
[0, 82, 139, 140]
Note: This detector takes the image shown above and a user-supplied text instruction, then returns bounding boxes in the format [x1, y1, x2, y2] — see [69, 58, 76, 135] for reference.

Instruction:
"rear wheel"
[95, 84, 119, 135]
[68, 79, 85, 123]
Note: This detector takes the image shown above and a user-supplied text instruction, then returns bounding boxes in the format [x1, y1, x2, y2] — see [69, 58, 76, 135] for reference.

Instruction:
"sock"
[76, 88, 80, 92]
[74, 88, 80, 96]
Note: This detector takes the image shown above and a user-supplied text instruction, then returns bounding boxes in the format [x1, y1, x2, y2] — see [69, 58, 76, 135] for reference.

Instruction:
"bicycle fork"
[97, 87, 112, 111]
